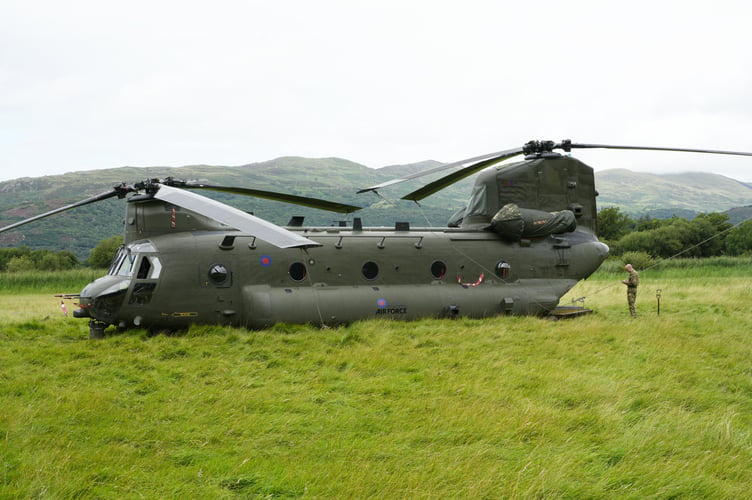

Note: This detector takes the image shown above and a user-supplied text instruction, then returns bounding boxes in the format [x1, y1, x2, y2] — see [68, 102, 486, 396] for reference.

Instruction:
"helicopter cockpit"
[74, 241, 163, 335]
[108, 242, 162, 280]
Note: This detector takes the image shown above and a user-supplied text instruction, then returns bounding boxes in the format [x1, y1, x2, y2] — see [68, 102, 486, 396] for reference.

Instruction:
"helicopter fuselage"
[75, 223, 608, 334]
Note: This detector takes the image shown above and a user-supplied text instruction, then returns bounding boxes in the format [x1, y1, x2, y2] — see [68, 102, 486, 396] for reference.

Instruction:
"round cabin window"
[431, 260, 447, 279]
[208, 264, 229, 284]
[361, 261, 379, 280]
[495, 260, 511, 279]
[289, 262, 308, 282]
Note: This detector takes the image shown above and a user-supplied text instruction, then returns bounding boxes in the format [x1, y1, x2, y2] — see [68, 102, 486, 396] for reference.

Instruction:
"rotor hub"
[523, 140, 568, 160]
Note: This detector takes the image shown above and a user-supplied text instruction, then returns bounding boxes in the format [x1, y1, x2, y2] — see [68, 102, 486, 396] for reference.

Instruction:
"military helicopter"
[2, 140, 751, 338]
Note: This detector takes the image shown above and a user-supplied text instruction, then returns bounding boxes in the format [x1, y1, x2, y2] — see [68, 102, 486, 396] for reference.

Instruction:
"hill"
[3, 158, 752, 260]
[595, 169, 752, 216]
[0, 158, 474, 260]
[725, 205, 752, 224]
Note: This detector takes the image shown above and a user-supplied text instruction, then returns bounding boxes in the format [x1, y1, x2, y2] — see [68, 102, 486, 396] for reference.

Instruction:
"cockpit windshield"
[108, 246, 129, 276]
[117, 253, 136, 277]
[107, 242, 160, 278]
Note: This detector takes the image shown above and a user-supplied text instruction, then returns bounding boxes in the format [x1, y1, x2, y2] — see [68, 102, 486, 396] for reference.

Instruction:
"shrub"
[5, 255, 35, 273]
[620, 251, 654, 271]
[725, 220, 752, 256]
[88, 236, 124, 269]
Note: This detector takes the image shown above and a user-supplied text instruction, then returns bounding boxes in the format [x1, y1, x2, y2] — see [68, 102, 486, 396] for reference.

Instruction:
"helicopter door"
[200, 262, 240, 324]
[127, 254, 162, 305]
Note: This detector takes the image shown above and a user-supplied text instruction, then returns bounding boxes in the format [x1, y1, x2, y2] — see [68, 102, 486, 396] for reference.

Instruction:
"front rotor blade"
[154, 184, 321, 248]
[358, 147, 524, 194]
[564, 142, 752, 157]
[182, 183, 361, 213]
[0, 186, 126, 234]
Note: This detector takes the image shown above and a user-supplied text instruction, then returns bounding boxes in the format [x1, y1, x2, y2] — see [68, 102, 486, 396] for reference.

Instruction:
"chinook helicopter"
[2, 140, 752, 338]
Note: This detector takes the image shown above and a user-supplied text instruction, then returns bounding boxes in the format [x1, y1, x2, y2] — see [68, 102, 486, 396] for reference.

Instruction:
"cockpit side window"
[136, 256, 162, 279]
[137, 257, 151, 279]
[148, 256, 162, 279]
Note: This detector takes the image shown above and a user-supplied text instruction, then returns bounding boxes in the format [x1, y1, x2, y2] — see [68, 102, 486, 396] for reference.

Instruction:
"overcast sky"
[2, 0, 752, 185]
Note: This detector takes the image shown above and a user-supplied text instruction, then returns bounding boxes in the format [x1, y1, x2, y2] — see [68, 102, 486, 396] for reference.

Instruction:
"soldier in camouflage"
[622, 263, 639, 318]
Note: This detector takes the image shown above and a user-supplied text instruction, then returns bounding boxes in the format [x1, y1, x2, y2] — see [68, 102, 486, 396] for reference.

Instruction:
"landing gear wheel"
[89, 320, 108, 339]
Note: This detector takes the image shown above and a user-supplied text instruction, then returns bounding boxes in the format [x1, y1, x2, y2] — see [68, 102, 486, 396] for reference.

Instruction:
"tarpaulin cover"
[490, 203, 576, 240]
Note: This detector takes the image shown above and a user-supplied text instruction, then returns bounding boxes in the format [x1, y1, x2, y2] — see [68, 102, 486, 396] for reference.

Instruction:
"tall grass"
[596, 255, 752, 278]
[2, 264, 752, 497]
[0, 268, 102, 293]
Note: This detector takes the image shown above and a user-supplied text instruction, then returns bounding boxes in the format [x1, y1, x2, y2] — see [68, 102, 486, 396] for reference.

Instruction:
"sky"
[2, 0, 752, 184]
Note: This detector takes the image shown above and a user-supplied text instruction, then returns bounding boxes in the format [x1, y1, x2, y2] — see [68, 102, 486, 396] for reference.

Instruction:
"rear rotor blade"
[0, 185, 130, 234]
[561, 141, 752, 157]
[358, 147, 524, 194]
[398, 140, 752, 201]
[154, 184, 321, 248]
[180, 182, 361, 213]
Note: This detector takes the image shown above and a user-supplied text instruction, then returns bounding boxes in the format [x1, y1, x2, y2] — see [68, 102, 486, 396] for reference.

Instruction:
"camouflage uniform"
[624, 268, 639, 317]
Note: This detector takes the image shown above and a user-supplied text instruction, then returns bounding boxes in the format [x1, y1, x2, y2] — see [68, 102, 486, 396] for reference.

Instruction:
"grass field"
[2, 262, 752, 497]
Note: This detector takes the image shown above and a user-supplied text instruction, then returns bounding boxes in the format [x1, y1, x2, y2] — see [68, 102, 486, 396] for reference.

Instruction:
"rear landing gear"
[88, 320, 108, 339]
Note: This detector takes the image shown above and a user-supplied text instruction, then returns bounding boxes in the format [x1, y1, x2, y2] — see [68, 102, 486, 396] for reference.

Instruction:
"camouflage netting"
[489, 203, 576, 241]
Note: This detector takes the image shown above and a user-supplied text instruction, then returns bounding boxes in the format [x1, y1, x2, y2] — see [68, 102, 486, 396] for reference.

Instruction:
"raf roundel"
[377, 299, 387, 309]
[260, 255, 272, 267]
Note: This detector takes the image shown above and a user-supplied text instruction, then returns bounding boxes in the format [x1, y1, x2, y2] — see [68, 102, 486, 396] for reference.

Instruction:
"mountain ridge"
[594, 168, 752, 213]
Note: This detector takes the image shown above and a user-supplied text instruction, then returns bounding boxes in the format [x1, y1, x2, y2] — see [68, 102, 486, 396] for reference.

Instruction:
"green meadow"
[2, 261, 752, 498]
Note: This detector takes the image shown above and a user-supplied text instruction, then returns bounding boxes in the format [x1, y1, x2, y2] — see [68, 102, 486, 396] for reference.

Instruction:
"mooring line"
[301, 246, 328, 329]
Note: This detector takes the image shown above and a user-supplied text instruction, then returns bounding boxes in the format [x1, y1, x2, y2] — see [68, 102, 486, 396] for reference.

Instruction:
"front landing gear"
[88, 320, 109, 339]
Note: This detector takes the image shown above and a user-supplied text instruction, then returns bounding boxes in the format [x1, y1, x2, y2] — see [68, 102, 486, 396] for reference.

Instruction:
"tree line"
[597, 207, 752, 260]
[0, 236, 122, 272]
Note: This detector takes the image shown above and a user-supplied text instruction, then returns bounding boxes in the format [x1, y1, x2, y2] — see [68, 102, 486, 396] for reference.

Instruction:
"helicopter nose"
[76, 276, 129, 325]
